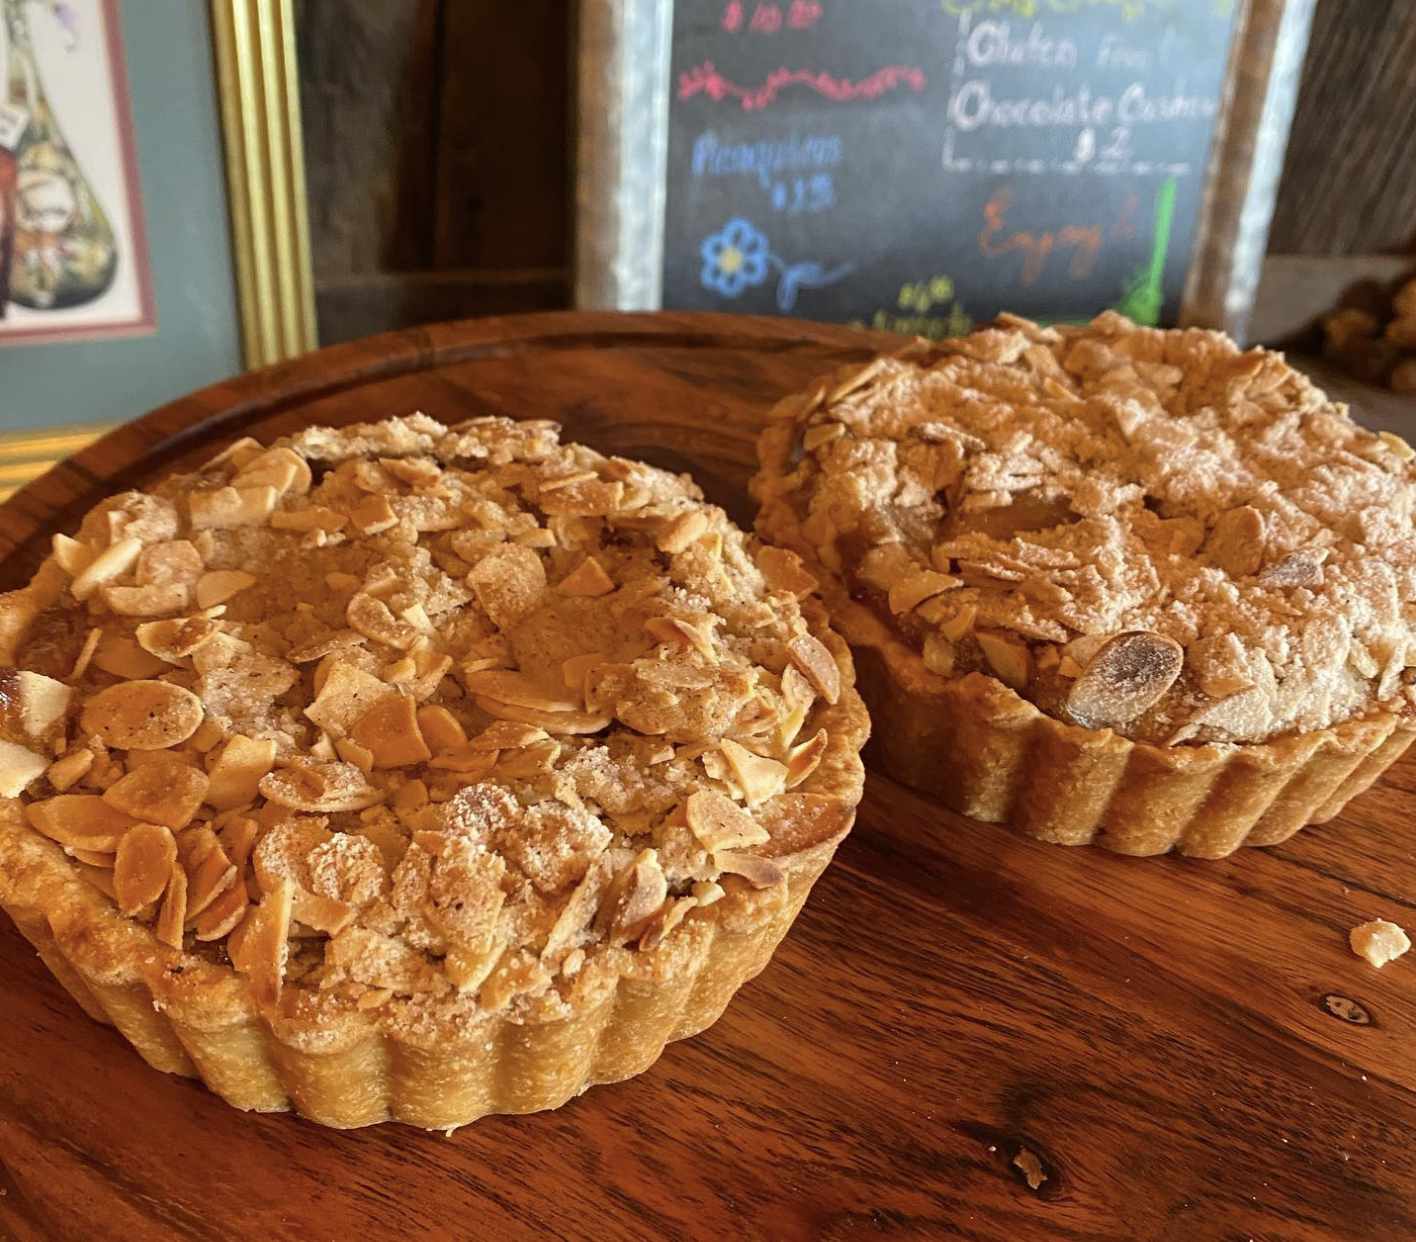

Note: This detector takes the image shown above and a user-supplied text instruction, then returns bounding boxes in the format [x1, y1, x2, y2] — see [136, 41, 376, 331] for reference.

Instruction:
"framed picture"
[0, 0, 315, 462]
[575, 0, 1316, 342]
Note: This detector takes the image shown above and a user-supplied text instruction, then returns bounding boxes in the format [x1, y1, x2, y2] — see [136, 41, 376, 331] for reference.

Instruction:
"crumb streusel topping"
[755, 312, 1416, 745]
[0, 414, 849, 1023]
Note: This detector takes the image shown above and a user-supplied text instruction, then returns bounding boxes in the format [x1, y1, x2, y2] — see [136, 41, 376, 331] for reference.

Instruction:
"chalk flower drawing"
[699, 217, 852, 311]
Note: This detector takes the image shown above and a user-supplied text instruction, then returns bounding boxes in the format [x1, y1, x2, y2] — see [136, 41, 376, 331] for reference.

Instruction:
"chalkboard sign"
[576, 0, 1317, 339]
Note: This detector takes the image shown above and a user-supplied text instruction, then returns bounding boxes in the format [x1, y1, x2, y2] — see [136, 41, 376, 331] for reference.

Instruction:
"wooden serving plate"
[2, 312, 1415, 1242]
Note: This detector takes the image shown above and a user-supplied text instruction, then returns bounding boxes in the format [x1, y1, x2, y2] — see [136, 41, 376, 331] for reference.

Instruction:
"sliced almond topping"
[888, 569, 963, 615]
[217, 815, 260, 873]
[99, 582, 189, 618]
[802, 423, 845, 452]
[691, 879, 725, 907]
[26, 795, 138, 851]
[686, 789, 771, 852]
[644, 616, 716, 660]
[232, 879, 293, 1006]
[90, 635, 171, 680]
[271, 505, 348, 533]
[80, 680, 204, 751]
[1205, 506, 1265, 578]
[189, 485, 278, 530]
[195, 570, 257, 609]
[754, 545, 818, 597]
[135, 616, 220, 661]
[556, 555, 615, 597]
[46, 747, 94, 792]
[259, 761, 384, 812]
[102, 762, 209, 830]
[286, 629, 365, 664]
[598, 849, 669, 940]
[154, 861, 188, 949]
[416, 705, 468, 753]
[346, 592, 419, 650]
[290, 887, 356, 936]
[466, 543, 548, 629]
[922, 634, 955, 676]
[468, 720, 548, 750]
[1066, 631, 1184, 730]
[113, 823, 178, 916]
[205, 734, 277, 810]
[460, 668, 581, 714]
[350, 693, 431, 768]
[639, 896, 698, 950]
[69, 847, 116, 868]
[787, 634, 840, 705]
[785, 729, 828, 789]
[472, 695, 611, 735]
[713, 851, 784, 889]
[939, 605, 977, 642]
[184, 842, 239, 921]
[305, 660, 400, 738]
[1380, 430, 1416, 462]
[718, 738, 788, 807]
[51, 533, 95, 577]
[0, 739, 48, 798]
[231, 446, 312, 496]
[657, 510, 710, 554]
[69, 627, 101, 679]
[976, 631, 1032, 693]
[70, 537, 142, 601]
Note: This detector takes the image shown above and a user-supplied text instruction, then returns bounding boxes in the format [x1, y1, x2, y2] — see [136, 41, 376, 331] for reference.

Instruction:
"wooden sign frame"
[574, 0, 1315, 341]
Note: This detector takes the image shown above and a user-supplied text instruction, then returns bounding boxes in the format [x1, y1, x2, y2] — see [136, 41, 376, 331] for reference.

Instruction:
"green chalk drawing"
[1113, 176, 1176, 325]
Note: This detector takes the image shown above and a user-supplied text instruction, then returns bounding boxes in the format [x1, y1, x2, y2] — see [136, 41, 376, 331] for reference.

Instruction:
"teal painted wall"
[0, 0, 243, 429]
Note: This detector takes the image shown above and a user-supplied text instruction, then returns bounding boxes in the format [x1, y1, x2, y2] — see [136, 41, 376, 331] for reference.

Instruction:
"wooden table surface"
[3, 312, 1416, 1242]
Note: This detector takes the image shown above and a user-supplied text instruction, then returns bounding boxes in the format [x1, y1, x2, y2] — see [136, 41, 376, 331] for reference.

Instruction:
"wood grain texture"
[2, 312, 1416, 1242]
[1268, 0, 1416, 255]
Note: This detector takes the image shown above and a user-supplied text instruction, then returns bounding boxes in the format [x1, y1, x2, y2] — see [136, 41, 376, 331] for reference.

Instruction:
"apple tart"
[0, 413, 867, 1128]
[753, 313, 1416, 857]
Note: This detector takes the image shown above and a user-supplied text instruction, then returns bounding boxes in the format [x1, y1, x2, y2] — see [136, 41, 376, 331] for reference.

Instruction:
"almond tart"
[0, 412, 867, 1129]
[753, 312, 1416, 857]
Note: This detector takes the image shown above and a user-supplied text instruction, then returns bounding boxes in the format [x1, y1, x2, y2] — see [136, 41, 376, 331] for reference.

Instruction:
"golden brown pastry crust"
[0, 414, 869, 1126]
[752, 317, 1416, 856]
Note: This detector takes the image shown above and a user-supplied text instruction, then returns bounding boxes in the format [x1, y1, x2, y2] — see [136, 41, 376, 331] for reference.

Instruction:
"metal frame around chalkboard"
[573, 0, 1315, 342]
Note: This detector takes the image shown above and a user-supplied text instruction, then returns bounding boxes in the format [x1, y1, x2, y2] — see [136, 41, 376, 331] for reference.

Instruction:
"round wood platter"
[3, 312, 1416, 1242]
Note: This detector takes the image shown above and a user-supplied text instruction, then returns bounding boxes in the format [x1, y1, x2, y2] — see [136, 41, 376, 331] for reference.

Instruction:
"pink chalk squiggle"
[677, 62, 927, 111]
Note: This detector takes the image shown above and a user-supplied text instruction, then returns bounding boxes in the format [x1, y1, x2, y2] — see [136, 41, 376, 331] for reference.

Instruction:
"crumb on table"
[1349, 919, 1411, 968]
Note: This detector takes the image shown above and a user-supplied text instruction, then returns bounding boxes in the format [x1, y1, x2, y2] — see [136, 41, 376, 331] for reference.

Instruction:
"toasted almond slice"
[286, 629, 365, 664]
[468, 720, 548, 750]
[205, 734, 277, 811]
[1066, 631, 1184, 730]
[290, 887, 355, 936]
[713, 850, 784, 889]
[785, 729, 828, 789]
[80, 680, 204, 750]
[787, 634, 840, 705]
[46, 747, 94, 792]
[657, 510, 710, 554]
[644, 616, 716, 660]
[134, 616, 220, 662]
[231, 446, 312, 496]
[90, 635, 172, 681]
[195, 570, 257, 609]
[217, 815, 260, 872]
[334, 736, 375, 775]
[76, 864, 118, 899]
[350, 693, 431, 768]
[233, 879, 294, 1007]
[346, 592, 419, 650]
[69, 847, 116, 868]
[259, 761, 384, 812]
[888, 570, 962, 615]
[691, 879, 725, 907]
[271, 505, 348, 533]
[348, 493, 398, 535]
[556, 555, 615, 597]
[70, 537, 142, 601]
[52, 533, 96, 577]
[193, 881, 250, 941]
[466, 544, 548, 629]
[185, 841, 239, 921]
[460, 668, 581, 714]
[154, 860, 189, 949]
[598, 849, 668, 940]
[976, 631, 1032, 693]
[14, 672, 70, 739]
[427, 747, 501, 778]
[686, 789, 771, 851]
[639, 896, 698, 950]
[802, 423, 845, 452]
[114, 823, 178, 916]
[472, 695, 611, 735]
[305, 660, 400, 738]
[26, 795, 138, 851]
[718, 738, 788, 807]
[0, 739, 48, 797]
[100, 582, 189, 618]
[69, 627, 101, 679]
[416, 705, 467, 753]
[102, 762, 209, 830]
[754, 545, 818, 598]
[189, 485, 278, 530]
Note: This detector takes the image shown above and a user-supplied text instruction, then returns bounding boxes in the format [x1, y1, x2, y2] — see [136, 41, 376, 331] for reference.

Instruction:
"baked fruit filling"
[757, 312, 1416, 747]
[0, 413, 859, 1024]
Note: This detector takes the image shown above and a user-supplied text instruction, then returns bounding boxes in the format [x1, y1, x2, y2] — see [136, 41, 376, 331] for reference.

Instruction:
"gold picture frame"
[209, 0, 316, 369]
